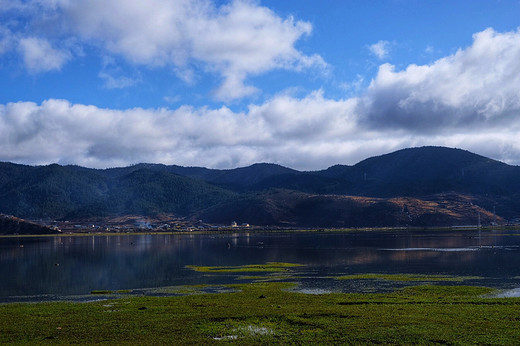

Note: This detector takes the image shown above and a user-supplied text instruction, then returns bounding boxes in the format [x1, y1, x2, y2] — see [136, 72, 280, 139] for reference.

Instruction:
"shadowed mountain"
[0, 214, 58, 235]
[313, 146, 520, 197]
[196, 190, 500, 227]
[99, 162, 297, 190]
[0, 164, 109, 219]
[1, 146, 520, 227]
[88, 169, 236, 217]
[0, 165, 235, 220]
[207, 163, 298, 189]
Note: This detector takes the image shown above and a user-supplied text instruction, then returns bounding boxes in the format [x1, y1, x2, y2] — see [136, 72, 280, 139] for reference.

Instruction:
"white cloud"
[424, 45, 434, 54]
[368, 40, 391, 59]
[163, 95, 181, 104]
[0, 95, 359, 169]
[98, 71, 137, 89]
[5, 0, 325, 101]
[0, 26, 14, 55]
[17, 37, 70, 73]
[362, 28, 520, 132]
[2, 28, 520, 170]
[2, 92, 520, 171]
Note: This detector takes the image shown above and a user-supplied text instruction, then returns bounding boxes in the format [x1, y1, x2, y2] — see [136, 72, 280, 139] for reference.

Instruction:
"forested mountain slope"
[1, 147, 519, 227]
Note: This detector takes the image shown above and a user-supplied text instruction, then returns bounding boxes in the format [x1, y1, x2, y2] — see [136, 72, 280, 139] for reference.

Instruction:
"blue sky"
[1, 0, 520, 169]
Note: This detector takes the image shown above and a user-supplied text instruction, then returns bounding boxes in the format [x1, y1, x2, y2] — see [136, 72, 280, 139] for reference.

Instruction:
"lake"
[2, 229, 520, 302]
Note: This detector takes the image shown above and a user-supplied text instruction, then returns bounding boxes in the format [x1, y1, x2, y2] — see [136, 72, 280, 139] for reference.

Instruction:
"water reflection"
[1, 230, 520, 300]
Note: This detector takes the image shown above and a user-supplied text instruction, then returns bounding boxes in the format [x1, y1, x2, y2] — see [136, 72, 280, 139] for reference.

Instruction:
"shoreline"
[0, 224, 516, 238]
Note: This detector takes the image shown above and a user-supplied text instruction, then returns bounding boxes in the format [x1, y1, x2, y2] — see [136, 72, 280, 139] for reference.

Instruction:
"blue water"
[1, 230, 520, 301]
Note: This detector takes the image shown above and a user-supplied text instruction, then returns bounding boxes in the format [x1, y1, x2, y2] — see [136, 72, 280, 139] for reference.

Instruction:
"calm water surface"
[1, 230, 520, 301]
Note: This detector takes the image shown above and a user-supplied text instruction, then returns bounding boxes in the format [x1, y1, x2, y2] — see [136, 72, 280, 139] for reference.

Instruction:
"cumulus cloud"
[2, 0, 324, 100]
[0, 95, 359, 169]
[2, 28, 520, 169]
[368, 40, 391, 59]
[362, 28, 520, 133]
[17, 37, 71, 73]
[2, 93, 520, 171]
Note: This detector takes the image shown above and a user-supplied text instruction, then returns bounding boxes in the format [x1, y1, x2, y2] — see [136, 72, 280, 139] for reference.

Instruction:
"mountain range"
[1, 146, 519, 228]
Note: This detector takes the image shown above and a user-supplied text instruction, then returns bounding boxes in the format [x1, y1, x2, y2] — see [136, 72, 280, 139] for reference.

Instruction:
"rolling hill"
[1, 146, 519, 228]
[0, 214, 58, 235]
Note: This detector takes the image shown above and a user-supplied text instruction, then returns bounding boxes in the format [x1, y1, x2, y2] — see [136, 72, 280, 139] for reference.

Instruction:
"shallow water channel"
[2, 229, 520, 302]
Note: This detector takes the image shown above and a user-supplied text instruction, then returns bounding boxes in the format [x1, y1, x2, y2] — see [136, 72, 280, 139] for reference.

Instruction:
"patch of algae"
[186, 262, 303, 273]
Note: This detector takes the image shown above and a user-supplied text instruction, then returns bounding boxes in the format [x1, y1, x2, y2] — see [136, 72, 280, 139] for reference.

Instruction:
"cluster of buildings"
[46, 219, 252, 233]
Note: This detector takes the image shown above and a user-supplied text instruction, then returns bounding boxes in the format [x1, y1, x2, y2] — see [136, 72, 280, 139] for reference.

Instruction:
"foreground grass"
[1, 282, 520, 344]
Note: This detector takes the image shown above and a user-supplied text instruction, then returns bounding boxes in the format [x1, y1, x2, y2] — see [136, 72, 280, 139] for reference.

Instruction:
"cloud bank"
[363, 28, 520, 133]
[0, 0, 324, 101]
[1, 12, 520, 170]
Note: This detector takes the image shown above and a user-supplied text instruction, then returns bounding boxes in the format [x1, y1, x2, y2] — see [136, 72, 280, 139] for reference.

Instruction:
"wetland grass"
[1, 264, 518, 344]
[186, 262, 303, 273]
[1, 281, 520, 344]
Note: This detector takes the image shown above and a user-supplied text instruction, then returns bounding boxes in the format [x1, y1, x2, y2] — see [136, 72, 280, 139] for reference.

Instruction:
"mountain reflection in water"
[1, 230, 519, 301]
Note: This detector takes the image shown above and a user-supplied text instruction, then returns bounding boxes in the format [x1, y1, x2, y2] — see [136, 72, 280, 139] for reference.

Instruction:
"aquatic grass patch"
[187, 262, 304, 285]
[132, 285, 238, 296]
[337, 273, 482, 282]
[2, 282, 520, 344]
[236, 271, 299, 282]
[90, 289, 132, 295]
[236, 275, 266, 280]
[186, 262, 303, 273]
[142, 285, 208, 296]
[395, 284, 495, 299]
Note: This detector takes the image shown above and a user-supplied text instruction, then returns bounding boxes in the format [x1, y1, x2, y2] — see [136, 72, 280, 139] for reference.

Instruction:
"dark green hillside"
[251, 173, 351, 194]
[1, 146, 520, 226]
[101, 169, 236, 216]
[0, 214, 58, 235]
[0, 164, 235, 220]
[100, 162, 296, 189]
[315, 146, 520, 197]
[0, 164, 108, 219]
[208, 163, 298, 188]
[196, 193, 290, 226]
[198, 190, 496, 227]
[163, 165, 221, 181]
[0, 162, 32, 186]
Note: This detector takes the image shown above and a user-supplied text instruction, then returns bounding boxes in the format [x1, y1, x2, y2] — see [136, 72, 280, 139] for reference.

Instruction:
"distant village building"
[231, 221, 238, 228]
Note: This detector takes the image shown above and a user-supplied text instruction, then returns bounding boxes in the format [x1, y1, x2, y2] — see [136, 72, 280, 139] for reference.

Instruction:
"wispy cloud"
[163, 95, 182, 104]
[368, 40, 391, 60]
[17, 37, 70, 73]
[98, 72, 137, 89]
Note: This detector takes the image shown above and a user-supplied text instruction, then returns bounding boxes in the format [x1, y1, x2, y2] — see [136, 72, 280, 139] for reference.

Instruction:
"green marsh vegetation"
[2, 263, 520, 344]
[186, 262, 303, 273]
[2, 282, 520, 344]
[337, 273, 483, 282]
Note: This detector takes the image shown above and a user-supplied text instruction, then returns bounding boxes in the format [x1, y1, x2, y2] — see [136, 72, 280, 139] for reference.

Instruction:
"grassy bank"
[1, 282, 519, 344]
